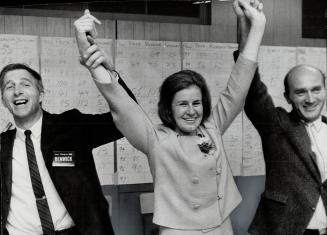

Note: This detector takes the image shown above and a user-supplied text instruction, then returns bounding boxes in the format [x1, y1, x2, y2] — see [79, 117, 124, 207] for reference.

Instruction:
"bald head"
[283, 64, 327, 122]
[284, 64, 326, 96]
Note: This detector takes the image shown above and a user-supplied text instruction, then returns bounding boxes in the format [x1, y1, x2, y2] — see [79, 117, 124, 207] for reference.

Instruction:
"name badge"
[52, 151, 75, 167]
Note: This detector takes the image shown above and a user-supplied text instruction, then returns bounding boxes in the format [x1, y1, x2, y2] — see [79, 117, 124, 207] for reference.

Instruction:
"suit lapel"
[1, 130, 16, 200]
[40, 111, 55, 175]
[322, 115, 327, 125]
[286, 111, 321, 183]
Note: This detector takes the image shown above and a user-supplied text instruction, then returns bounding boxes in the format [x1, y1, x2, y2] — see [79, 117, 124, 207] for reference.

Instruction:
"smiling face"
[1, 69, 44, 128]
[285, 66, 326, 123]
[171, 85, 203, 135]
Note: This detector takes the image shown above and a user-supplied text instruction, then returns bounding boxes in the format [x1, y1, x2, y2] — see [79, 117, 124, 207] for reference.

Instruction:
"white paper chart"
[92, 143, 115, 185]
[0, 34, 39, 132]
[296, 47, 326, 73]
[242, 46, 297, 176]
[115, 40, 182, 184]
[0, 32, 325, 183]
[40, 36, 115, 185]
[40, 37, 113, 114]
[182, 42, 244, 175]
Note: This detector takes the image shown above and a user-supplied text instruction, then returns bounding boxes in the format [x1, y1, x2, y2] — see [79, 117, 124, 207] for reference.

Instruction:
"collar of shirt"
[16, 114, 43, 140]
[305, 116, 324, 133]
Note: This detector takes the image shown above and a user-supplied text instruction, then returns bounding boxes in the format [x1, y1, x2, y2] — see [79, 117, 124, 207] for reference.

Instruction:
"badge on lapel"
[52, 151, 75, 167]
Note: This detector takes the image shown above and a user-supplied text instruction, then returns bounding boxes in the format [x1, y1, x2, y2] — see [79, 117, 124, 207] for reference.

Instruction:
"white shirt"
[6, 115, 75, 235]
[305, 117, 327, 229]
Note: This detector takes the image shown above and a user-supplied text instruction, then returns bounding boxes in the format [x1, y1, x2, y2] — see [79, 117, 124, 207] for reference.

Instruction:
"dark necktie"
[25, 130, 55, 235]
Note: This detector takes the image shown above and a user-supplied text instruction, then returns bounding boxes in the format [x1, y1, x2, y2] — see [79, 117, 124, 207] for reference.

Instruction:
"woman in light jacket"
[74, 0, 266, 234]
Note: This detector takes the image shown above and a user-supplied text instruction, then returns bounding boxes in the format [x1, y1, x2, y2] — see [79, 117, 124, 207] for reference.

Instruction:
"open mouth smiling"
[14, 99, 28, 105]
[183, 118, 198, 123]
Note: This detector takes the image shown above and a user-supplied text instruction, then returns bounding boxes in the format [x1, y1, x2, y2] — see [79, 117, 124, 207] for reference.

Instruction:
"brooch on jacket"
[197, 135, 215, 155]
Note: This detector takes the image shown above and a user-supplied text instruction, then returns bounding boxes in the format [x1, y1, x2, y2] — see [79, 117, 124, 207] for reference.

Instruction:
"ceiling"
[0, 0, 210, 18]
[0, 0, 204, 7]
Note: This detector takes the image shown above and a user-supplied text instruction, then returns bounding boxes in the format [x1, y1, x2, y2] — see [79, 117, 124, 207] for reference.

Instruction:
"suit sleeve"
[234, 50, 278, 135]
[117, 72, 137, 103]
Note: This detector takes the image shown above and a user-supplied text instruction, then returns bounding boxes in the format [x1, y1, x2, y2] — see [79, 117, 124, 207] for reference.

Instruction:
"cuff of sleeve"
[93, 70, 119, 84]
[234, 53, 258, 77]
[238, 53, 258, 65]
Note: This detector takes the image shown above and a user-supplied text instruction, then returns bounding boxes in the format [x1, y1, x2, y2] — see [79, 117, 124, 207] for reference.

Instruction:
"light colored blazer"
[97, 55, 257, 230]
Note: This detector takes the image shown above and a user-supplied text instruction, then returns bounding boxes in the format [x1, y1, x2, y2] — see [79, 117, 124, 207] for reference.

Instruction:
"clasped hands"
[74, 0, 265, 71]
[74, 9, 113, 71]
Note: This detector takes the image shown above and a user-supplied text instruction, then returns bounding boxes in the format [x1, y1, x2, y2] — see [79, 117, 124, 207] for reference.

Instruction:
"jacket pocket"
[262, 191, 288, 204]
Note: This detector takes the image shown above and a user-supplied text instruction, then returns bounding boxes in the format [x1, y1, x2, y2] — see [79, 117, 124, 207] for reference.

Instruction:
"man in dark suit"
[235, 1, 327, 234]
[0, 14, 135, 235]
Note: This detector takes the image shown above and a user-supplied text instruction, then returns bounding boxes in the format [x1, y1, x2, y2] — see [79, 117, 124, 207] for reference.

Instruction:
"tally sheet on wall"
[0, 35, 39, 132]
[40, 37, 115, 185]
[114, 40, 182, 184]
[242, 46, 326, 176]
[0, 34, 116, 185]
[40, 36, 115, 185]
[0, 34, 326, 184]
[114, 42, 326, 182]
[242, 46, 297, 176]
[182, 42, 243, 175]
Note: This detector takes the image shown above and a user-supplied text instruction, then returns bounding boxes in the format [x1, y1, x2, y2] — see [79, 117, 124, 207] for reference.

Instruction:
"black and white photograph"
[0, 0, 326, 234]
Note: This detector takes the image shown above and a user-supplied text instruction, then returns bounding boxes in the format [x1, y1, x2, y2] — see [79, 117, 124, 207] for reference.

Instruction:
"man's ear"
[284, 92, 291, 104]
[39, 91, 44, 104]
[2, 97, 5, 108]
[1, 95, 8, 109]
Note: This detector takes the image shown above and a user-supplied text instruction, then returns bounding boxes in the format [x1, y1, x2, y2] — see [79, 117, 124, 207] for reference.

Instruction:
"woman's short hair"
[158, 69, 211, 130]
[0, 63, 44, 94]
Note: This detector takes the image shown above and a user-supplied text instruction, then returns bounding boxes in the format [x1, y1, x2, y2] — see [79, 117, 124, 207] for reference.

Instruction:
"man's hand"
[74, 9, 101, 38]
[235, 0, 266, 52]
[234, 0, 250, 51]
[234, 0, 265, 62]
[238, 0, 265, 27]
[233, 0, 262, 19]
[233, 0, 246, 18]
[74, 9, 101, 60]
[80, 44, 114, 71]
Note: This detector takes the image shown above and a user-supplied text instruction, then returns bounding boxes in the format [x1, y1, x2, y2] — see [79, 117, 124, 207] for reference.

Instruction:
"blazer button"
[216, 168, 222, 175]
[192, 204, 200, 209]
[217, 194, 223, 200]
[192, 177, 200, 184]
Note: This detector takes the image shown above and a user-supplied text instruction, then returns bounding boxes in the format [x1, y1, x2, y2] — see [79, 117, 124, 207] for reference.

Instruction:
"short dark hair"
[0, 63, 44, 94]
[284, 64, 326, 96]
[158, 69, 211, 130]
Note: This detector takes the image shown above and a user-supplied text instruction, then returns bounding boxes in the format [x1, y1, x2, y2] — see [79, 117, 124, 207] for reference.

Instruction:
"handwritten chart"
[182, 42, 244, 175]
[115, 40, 181, 184]
[0, 33, 325, 183]
[242, 46, 297, 176]
[0, 34, 39, 132]
[40, 36, 115, 185]
[296, 47, 326, 73]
